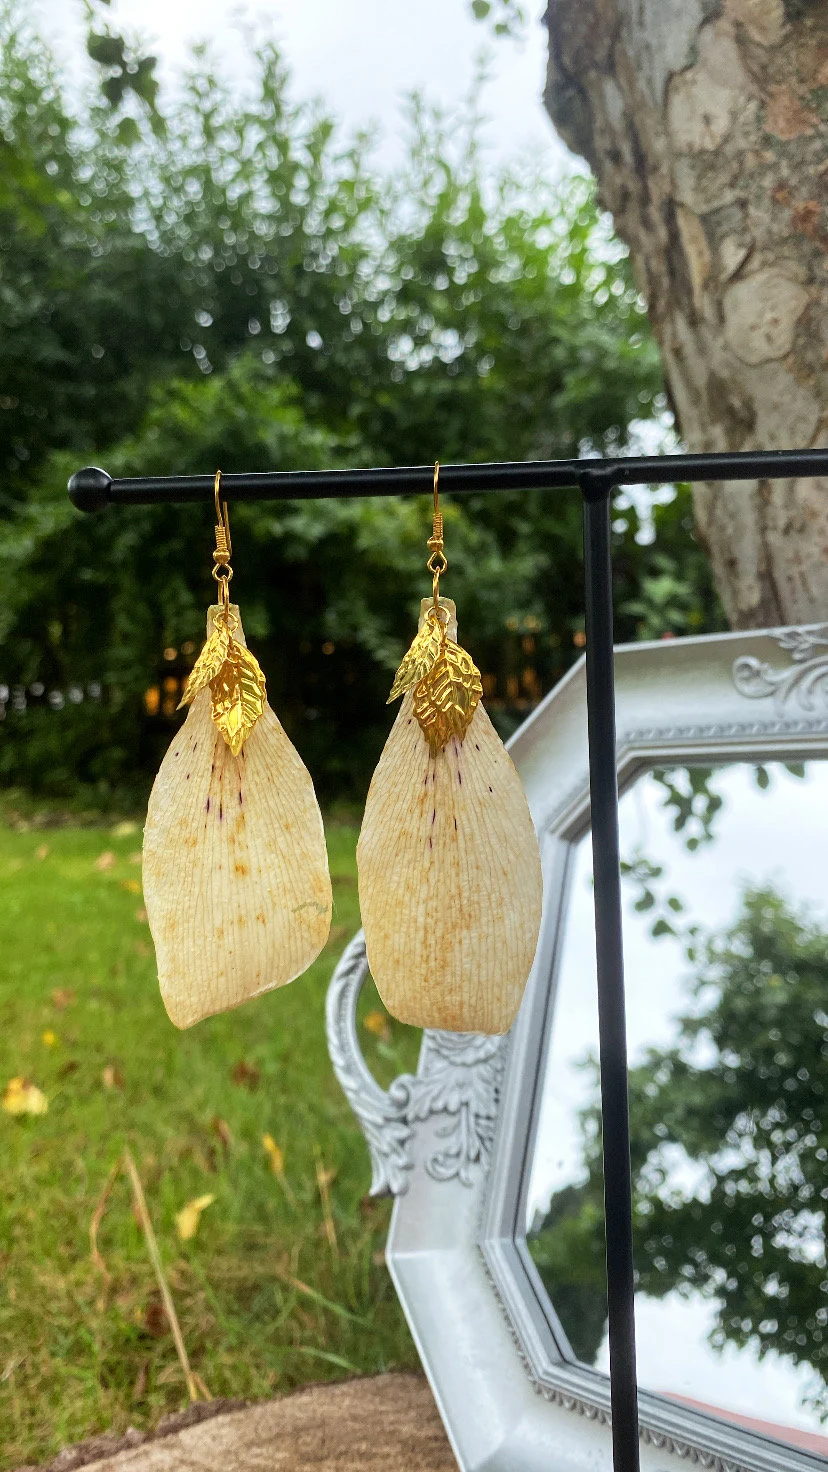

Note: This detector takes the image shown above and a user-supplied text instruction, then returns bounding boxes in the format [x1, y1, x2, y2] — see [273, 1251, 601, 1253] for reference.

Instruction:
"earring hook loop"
[426, 460, 448, 619]
[212, 469, 233, 613]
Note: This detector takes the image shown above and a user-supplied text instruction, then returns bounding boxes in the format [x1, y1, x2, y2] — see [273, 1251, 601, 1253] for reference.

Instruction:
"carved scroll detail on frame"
[325, 931, 506, 1196]
[732, 624, 828, 711]
[325, 931, 414, 1198]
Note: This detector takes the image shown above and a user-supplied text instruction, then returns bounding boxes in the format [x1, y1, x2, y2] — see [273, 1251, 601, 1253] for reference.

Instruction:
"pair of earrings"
[142, 468, 542, 1037]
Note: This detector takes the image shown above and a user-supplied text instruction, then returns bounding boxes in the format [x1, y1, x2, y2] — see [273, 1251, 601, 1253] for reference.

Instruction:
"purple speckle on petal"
[206, 797, 211, 812]
[431, 809, 436, 824]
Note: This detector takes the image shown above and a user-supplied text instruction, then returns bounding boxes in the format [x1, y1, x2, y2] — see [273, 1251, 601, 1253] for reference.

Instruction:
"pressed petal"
[358, 600, 542, 1035]
[143, 606, 332, 1028]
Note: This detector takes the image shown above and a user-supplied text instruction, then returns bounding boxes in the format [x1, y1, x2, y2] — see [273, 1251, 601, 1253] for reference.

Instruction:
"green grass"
[0, 814, 420, 1469]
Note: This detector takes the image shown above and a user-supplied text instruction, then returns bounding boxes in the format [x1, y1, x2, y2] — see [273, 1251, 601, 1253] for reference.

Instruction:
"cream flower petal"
[357, 600, 542, 1035]
[143, 606, 331, 1028]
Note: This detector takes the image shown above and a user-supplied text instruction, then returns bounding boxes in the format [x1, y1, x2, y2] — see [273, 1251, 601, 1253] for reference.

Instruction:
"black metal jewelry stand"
[69, 447, 828, 1472]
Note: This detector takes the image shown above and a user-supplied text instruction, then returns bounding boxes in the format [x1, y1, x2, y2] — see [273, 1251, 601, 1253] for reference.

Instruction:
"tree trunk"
[544, 0, 828, 628]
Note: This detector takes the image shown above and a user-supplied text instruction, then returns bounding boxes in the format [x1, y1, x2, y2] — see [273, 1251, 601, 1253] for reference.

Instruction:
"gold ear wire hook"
[426, 461, 448, 618]
[212, 469, 233, 613]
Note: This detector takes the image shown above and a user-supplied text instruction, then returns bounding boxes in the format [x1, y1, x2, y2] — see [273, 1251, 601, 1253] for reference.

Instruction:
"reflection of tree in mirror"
[619, 848, 686, 941]
[620, 764, 807, 941]
[528, 1182, 608, 1363]
[651, 765, 724, 851]
[530, 884, 828, 1416]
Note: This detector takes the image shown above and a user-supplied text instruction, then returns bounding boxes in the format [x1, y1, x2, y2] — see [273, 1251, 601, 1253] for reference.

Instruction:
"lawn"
[0, 809, 421, 1469]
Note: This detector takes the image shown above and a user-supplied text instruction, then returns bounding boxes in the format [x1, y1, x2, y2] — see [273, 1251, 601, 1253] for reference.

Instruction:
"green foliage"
[0, 818, 419, 1467]
[468, 0, 527, 40]
[616, 486, 724, 641]
[533, 884, 828, 1412]
[0, 3, 720, 800]
[84, 0, 162, 126]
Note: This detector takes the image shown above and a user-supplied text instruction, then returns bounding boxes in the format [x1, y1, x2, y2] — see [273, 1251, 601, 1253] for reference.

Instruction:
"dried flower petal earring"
[357, 463, 543, 1035]
[142, 471, 332, 1028]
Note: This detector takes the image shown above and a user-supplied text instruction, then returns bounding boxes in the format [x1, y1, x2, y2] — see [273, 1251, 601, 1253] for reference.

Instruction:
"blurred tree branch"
[468, 0, 526, 40]
[84, 0, 163, 134]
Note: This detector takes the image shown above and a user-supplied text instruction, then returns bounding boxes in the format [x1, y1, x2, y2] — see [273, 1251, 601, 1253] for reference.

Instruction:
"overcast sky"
[33, 0, 572, 175]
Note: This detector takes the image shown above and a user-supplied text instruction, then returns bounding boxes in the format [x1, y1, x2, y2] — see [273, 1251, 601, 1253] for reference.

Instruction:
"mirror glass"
[526, 760, 828, 1455]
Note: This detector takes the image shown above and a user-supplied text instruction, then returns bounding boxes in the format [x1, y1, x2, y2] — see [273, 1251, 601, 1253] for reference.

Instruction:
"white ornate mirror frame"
[327, 623, 828, 1472]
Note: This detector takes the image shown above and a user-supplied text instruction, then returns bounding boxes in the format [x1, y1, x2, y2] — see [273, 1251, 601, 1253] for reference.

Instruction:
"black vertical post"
[580, 472, 640, 1472]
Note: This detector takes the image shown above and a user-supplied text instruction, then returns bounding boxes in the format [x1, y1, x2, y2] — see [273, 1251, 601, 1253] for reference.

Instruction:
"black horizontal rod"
[68, 447, 828, 511]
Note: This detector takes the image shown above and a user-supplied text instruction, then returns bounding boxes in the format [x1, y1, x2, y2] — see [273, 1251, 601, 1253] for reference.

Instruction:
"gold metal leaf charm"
[412, 639, 483, 756]
[209, 640, 267, 756]
[177, 619, 231, 709]
[387, 616, 443, 703]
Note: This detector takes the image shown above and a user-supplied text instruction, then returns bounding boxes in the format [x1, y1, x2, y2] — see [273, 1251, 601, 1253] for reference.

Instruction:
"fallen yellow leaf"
[262, 1133, 284, 1174]
[363, 1008, 391, 1040]
[35, 844, 50, 861]
[101, 1064, 124, 1090]
[2, 1078, 48, 1116]
[41, 1030, 57, 1048]
[175, 1193, 215, 1242]
[262, 1133, 296, 1205]
[119, 879, 142, 895]
[95, 851, 116, 872]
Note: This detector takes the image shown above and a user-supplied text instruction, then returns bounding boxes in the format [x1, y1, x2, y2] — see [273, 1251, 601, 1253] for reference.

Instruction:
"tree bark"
[544, 0, 828, 628]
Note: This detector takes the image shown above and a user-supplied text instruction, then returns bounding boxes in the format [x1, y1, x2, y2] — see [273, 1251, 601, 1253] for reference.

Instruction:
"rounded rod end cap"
[68, 466, 111, 513]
